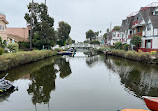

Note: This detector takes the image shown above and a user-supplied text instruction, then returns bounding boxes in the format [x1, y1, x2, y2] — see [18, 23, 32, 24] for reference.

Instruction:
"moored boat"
[57, 51, 76, 55]
[0, 73, 15, 94]
[143, 96, 158, 111]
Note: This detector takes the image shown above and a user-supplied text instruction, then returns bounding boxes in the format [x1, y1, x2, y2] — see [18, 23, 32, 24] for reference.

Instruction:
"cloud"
[1, 0, 156, 41]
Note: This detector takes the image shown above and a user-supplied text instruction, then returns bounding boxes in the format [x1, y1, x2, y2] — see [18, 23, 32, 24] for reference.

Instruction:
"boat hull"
[143, 96, 158, 111]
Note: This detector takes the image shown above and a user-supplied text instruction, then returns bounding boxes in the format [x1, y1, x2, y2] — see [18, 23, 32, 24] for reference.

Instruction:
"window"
[0, 25, 4, 31]
[138, 27, 140, 32]
[147, 24, 151, 31]
[117, 34, 119, 37]
[155, 11, 158, 15]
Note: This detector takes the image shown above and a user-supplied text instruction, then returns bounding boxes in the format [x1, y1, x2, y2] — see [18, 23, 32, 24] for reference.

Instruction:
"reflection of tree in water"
[55, 58, 72, 79]
[86, 56, 99, 68]
[104, 56, 158, 97]
[27, 64, 57, 105]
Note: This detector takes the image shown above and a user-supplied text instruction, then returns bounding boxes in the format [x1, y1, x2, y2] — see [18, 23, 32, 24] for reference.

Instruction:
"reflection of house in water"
[104, 56, 158, 97]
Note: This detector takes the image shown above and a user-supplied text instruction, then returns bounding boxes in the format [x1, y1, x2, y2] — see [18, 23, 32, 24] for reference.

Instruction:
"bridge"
[62, 43, 101, 49]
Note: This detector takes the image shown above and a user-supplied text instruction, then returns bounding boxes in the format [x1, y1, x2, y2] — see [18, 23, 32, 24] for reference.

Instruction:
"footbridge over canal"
[63, 43, 101, 49]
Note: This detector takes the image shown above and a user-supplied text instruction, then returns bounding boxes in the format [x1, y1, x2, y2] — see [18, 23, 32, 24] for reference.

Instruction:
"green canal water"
[0, 52, 158, 111]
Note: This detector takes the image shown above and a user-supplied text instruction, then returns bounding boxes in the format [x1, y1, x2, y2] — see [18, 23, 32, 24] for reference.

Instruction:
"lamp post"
[30, 0, 34, 50]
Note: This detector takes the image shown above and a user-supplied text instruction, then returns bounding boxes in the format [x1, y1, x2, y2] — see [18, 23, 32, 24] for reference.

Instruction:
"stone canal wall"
[0, 50, 57, 72]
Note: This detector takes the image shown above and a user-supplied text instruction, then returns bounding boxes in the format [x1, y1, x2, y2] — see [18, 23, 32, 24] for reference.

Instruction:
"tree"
[0, 37, 2, 47]
[103, 33, 107, 41]
[113, 26, 120, 31]
[86, 30, 95, 41]
[94, 31, 99, 37]
[130, 36, 142, 50]
[115, 42, 123, 49]
[106, 28, 110, 33]
[24, 2, 56, 49]
[57, 21, 71, 46]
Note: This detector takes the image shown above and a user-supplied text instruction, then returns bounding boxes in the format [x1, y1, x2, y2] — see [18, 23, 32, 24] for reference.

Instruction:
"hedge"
[0, 50, 57, 71]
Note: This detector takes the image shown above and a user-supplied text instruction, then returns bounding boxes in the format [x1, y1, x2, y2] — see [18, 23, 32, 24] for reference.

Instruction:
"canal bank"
[0, 50, 57, 72]
[97, 48, 158, 64]
[1, 52, 157, 111]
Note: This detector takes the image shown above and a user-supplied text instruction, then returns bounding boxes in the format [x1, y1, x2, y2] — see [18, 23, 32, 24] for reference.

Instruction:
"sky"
[0, 0, 157, 42]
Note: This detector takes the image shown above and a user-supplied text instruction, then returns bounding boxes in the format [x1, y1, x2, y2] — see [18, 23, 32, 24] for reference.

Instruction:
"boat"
[143, 96, 158, 111]
[0, 73, 15, 94]
[121, 109, 149, 111]
[57, 51, 76, 55]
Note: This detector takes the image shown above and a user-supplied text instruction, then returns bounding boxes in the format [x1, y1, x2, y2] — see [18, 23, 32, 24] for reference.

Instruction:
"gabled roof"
[120, 16, 134, 31]
[139, 7, 156, 23]
[150, 15, 158, 28]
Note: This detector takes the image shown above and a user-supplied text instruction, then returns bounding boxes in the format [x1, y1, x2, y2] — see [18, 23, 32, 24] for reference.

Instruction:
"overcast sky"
[1, 0, 157, 42]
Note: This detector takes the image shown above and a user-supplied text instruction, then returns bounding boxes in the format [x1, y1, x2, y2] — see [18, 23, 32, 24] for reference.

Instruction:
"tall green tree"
[57, 21, 71, 46]
[86, 30, 95, 41]
[24, 3, 56, 49]
[103, 33, 107, 41]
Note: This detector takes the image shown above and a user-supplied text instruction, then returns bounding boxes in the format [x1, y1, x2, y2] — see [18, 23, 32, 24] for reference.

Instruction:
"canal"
[0, 51, 158, 111]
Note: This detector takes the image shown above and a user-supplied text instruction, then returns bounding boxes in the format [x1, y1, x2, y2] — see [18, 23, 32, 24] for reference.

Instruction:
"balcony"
[132, 20, 138, 26]
[136, 32, 142, 36]
[128, 35, 132, 38]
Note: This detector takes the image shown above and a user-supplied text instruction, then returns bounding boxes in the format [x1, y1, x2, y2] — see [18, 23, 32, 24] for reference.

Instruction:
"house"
[0, 12, 9, 41]
[140, 7, 158, 52]
[110, 29, 121, 45]
[0, 12, 30, 44]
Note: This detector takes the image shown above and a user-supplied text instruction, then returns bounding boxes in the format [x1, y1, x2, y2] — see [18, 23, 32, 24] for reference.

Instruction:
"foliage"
[110, 45, 115, 49]
[7, 43, 19, 53]
[106, 28, 110, 33]
[130, 36, 142, 50]
[2, 40, 7, 48]
[123, 44, 130, 51]
[103, 33, 107, 40]
[94, 31, 99, 37]
[66, 37, 75, 45]
[54, 48, 63, 52]
[115, 42, 123, 49]
[0, 50, 57, 71]
[90, 40, 100, 45]
[98, 47, 111, 53]
[111, 49, 150, 63]
[57, 21, 71, 46]
[19, 42, 30, 50]
[113, 26, 120, 31]
[0, 37, 2, 47]
[86, 30, 95, 41]
[0, 48, 4, 55]
[84, 40, 90, 43]
[24, 2, 56, 49]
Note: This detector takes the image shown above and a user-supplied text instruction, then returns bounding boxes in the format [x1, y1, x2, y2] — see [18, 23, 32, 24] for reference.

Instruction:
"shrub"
[115, 42, 123, 49]
[110, 45, 115, 49]
[54, 48, 63, 52]
[125, 51, 150, 62]
[90, 40, 100, 45]
[0, 50, 57, 71]
[7, 43, 19, 53]
[111, 49, 126, 57]
[19, 42, 30, 50]
[123, 44, 130, 51]
[0, 48, 4, 55]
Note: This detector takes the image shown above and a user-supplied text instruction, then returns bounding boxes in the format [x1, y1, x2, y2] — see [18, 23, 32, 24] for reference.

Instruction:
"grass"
[0, 50, 57, 71]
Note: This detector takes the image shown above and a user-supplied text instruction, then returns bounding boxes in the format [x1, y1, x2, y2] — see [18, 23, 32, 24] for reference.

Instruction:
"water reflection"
[103, 56, 158, 97]
[27, 64, 57, 105]
[55, 58, 72, 79]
